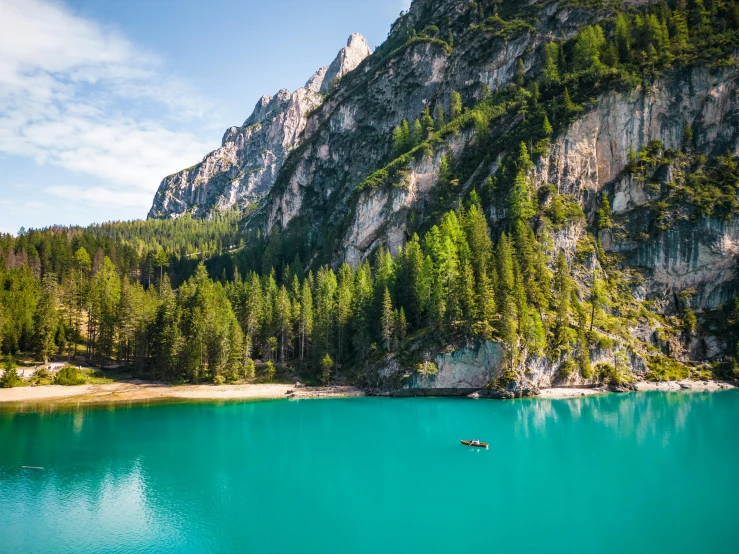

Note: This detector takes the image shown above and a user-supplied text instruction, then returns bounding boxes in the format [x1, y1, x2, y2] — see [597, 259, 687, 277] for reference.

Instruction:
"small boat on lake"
[461, 439, 488, 449]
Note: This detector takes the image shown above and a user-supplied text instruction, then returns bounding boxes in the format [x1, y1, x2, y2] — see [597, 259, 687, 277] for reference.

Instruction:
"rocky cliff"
[149, 0, 739, 392]
[148, 33, 371, 219]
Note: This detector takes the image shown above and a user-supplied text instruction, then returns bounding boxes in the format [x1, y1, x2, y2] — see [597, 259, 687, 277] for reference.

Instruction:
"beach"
[0, 380, 364, 405]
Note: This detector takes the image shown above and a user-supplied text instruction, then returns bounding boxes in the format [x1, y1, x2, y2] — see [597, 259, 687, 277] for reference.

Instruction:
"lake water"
[1, 392, 738, 553]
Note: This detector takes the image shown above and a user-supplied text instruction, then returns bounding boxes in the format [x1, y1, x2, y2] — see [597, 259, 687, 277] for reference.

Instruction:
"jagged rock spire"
[148, 34, 371, 220]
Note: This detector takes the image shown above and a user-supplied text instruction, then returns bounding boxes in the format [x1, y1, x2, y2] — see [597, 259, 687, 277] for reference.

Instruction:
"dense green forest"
[2, 0, 739, 387]
[1, 187, 598, 385]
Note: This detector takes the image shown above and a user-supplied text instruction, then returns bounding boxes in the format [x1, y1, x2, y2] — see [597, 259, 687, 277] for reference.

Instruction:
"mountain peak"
[149, 32, 371, 220]
[305, 33, 372, 94]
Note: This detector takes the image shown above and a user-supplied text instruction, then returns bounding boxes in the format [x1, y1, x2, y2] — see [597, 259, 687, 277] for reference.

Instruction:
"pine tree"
[396, 307, 408, 349]
[154, 250, 169, 284]
[336, 263, 354, 362]
[509, 170, 535, 222]
[450, 91, 462, 119]
[513, 260, 529, 350]
[33, 273, 58, 364]
[473, 266, 496, 340]
[615, 14, 632, 63]
[496, 232, 515, 306]
[573, 25, 606, 72]
[508, 144, 536, 222]
[435, 215, 464, 328]
[117, 278, 137, 367]
[0, 354, 20, 388]
[351, 262, 373, 361]
[528, 310, 547, 357]
[627, 145, 637, 171]
[373, 247, 395, 299]
[515, 58, 525, 86]
[421, 107, 435, 137]
[73, 247, 92, 275]
[601, 38, 618, 67]
[261, 271, 277, 347]
[275, 285, 293, 363]
[380, 287, 394, 352]
[553, 252, 573, 351]
[671, 12, 689, 54]
[438, 155, 451, 187]
[412, 119, 423, 145]
[417, 255, 435, 328]
[573, 297, 592, 378]
[596, 192, 612, 231]
[396, 235, 424, 326]
[402, 119, 411, 148]
[542, 115, 553, 137]
[264, 360, 275, 382]
[590, 269, 609, 330]
[152, 274, 180, 381]
[88, 256, 121, 367]
[562, 87, 576, 116]
[459, 257, 477, 334]
[542, 42, 560, 87]
[244, 357, 256, 380]
[244, 272, 264, 355]
[392, 120, 411, 153]
[513, 220, 546, 309]
[434, 102, 446, 130]
[500, 292, 519, 368]
[464, 201, 493, 281]
[313, 266, 337, 364]
[689, 0, 710, 33]
[224, 317, 245, 381]
[516, 141, 533, 173]
[530, 82, 540, 108]
[320, 353, 333, 384]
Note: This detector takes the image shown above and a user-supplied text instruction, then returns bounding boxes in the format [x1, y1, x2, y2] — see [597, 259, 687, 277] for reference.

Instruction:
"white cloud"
[0, 0, 214, 216]
[45, 185, 151, 209]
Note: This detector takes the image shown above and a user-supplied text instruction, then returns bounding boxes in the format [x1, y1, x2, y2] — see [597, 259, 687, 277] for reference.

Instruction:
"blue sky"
[0, 0, 409, 235]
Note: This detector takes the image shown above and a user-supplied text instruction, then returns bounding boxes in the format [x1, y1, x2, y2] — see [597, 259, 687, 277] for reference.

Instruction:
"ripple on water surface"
[1, 392, 738, 553]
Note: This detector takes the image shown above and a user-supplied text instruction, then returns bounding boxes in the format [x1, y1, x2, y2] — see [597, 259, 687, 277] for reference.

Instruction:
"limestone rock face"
[148, 34, 371, 220]
[616, 217, 739, 311]
[343, 128, 475, 266]
[533, 65, 739, 312]
[340, 65, 739, 315]
[405, 341, 503, 392]
[258, 0, 603, 256]
[533, 66, 739, 197]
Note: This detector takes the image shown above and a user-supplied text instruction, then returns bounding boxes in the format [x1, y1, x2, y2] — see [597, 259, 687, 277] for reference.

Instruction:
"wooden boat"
[461, 440, 488, 449]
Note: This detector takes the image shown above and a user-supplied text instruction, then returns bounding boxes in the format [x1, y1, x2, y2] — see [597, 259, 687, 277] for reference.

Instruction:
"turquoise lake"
[1, 392, 738, 553]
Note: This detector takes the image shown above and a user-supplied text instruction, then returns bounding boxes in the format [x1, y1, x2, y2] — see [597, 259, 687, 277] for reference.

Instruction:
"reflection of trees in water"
[512, 398, 557, 439]
[512, 392, 719, 445]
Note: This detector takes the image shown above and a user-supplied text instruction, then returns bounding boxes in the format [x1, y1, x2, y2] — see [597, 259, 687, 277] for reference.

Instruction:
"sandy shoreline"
[0, 381, 364, 406]
[539, 379, 735, 398]
[538, 387, 606, 398]
[0, 379, 734, 406]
